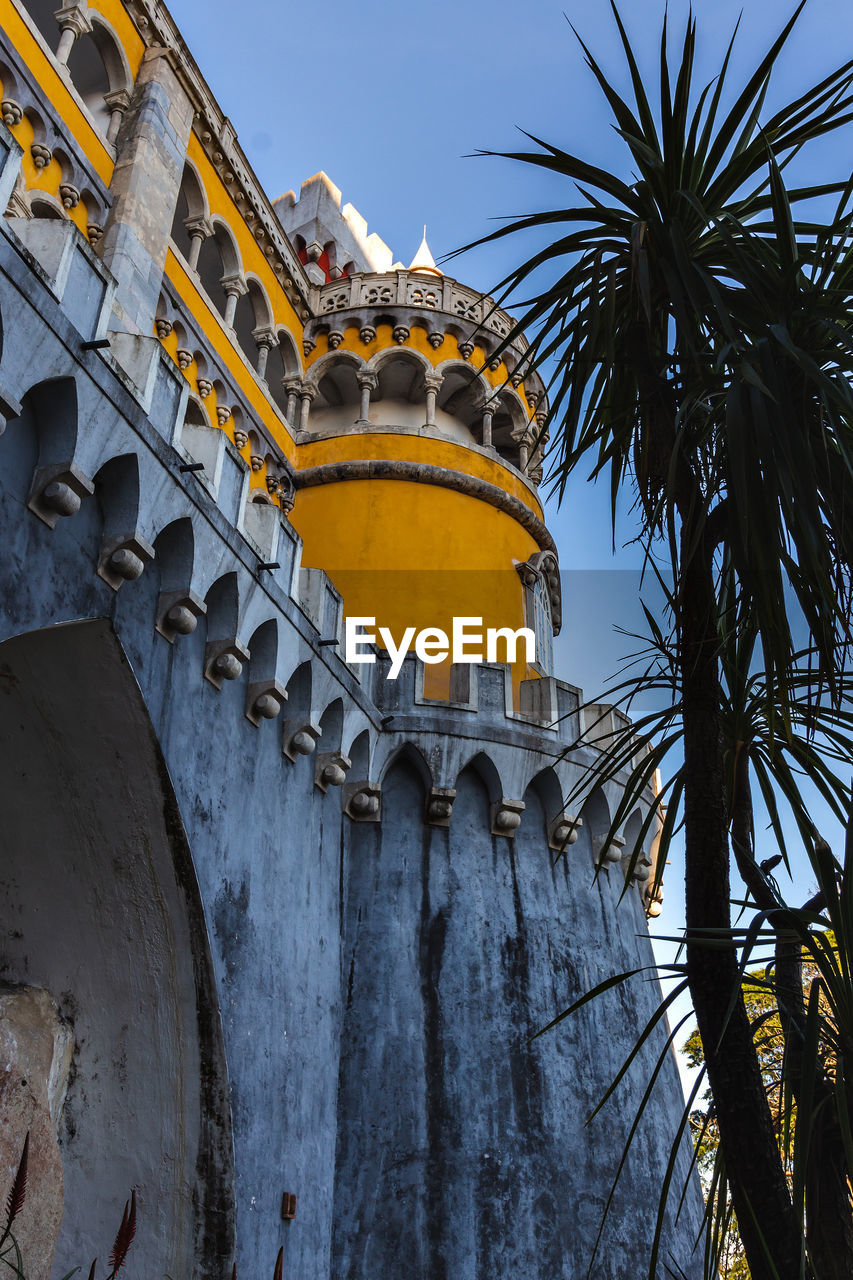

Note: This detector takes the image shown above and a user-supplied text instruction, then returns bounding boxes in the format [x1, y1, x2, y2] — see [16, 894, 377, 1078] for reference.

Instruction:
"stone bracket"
[97, 532, 155, 591]
[548, 813, 582, 854]
[27, 462, 94, 529]
[425, 787, 456, 828]
[204, 637, 250, 690]
[491, 798, 525, 839]
[344, 780, 381, 822]
[155, 589, 206, 643]
[315, 751, 352, 793]
[282, 719, 321, 762]
[597, 832, 626, 870]
[245, 679, 288, 728]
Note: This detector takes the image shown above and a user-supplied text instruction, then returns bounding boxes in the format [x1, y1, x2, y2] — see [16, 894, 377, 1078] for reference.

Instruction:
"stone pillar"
[481, 398, 497, 449]
[253, 327, 277, 379]
[221, 273, 247, 328]
[185, 215, 213, 271]
[53, 3, 91, 67]
[518, 440, 529, 472]
[283, 377, 302, 427]
[423, 371, 442, 428]
[98, 47, 194, 335]
[104, 88, 131, 145]
[299, 384, 317, 432]
[356, 371, 377, 425]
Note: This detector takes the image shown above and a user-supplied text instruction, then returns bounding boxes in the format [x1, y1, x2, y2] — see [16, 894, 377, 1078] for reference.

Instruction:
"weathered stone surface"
[0, 987, 71, 1280]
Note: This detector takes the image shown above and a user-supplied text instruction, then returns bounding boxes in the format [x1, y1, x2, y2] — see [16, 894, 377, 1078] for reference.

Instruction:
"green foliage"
[460, 3, 853, 1276]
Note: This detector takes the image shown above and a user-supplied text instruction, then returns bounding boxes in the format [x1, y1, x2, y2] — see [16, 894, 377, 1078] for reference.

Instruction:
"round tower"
[288, 232, 558, 695]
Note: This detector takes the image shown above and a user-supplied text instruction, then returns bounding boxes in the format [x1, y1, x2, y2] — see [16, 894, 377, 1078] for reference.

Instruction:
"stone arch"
[29, 191, 66, 220]
[0, 619, 235, 1276]
[246, 616, 280, 682]
[368, 344, 432, 404]
[305, 347, 364, 390]
[152, 516, 195, 594]
[434, 359, 488, 435]
[196, 222, 241, 318]
[577, 785, 612, 869]
[455, 749, 503, 805]
[263, 329, 302, 414]
[522, 767, 565, 844]
[317, 696, 344, 753]
[345, 727, 372, 777]
[183, 394, 208, 427]
[18, 376, 79, 468]
[204, 571, 240, 643]
[65, 21, 121, 136]
[170, 162, 208, 261]
[378, 741, 433, 792]
[283, 659, 313, 718]
[86, 12, 133, 94]
[232, 277, 270, 368]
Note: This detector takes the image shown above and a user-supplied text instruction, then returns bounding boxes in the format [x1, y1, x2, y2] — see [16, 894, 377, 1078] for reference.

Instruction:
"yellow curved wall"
[291, 479, 541, 698]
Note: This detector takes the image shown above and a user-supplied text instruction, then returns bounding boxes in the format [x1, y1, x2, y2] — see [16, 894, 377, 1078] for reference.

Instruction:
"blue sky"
[167, 0, 853, 1088]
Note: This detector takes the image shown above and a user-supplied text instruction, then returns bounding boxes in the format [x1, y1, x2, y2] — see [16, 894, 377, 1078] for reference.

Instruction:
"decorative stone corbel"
[282, 720, 322, 762]
[27, 463, 93, 529]
[204, 638, 250, 690]
[344, 781, 381, 822]
[458, 338, 475, 360]
[176, 348, 193, 371]
[155, 590, 206, 643]
[359, 325, 376, 345]
[216, 404, 231, 426]
[315, 751, 352, 793]
[392, 325, 410, 345]
[86, 222, 103, 244]
[597, 832, 625, 869]
[31, 143, 52, 170]
[427, 329, 444, 349]
[245, 679, 288, 728]
[491, 798, 525, 838]
[327, 330, 344, 350]
[233, 428, 248, 449]
[196, 377, 213, 398]
[426, 787, 455, 828]
[1, 100, 23, 128]
[98, 534, 155, 591]
[548, 813, 582, 854]
[155, 317, 172, 340]
[303, 337, 316, 357]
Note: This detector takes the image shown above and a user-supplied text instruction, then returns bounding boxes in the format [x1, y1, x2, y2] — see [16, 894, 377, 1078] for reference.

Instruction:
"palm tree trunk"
[731, 752, 853, 1277]
[680, 536, 803, 1280]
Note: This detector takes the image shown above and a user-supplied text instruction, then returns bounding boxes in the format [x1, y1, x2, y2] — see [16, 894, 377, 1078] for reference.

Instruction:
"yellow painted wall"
[291, 478, 541, 696]
[1, 0, 116, 188]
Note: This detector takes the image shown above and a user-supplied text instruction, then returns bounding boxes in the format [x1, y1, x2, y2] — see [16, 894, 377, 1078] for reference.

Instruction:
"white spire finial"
[409, 229, 442, 277]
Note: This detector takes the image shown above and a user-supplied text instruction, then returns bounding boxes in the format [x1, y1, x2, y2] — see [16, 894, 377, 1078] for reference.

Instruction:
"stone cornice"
[292, 459, 557, 555]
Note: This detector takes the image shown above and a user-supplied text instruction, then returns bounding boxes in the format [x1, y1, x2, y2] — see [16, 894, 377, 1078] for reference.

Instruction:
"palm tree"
[458, 5, 853, 1276]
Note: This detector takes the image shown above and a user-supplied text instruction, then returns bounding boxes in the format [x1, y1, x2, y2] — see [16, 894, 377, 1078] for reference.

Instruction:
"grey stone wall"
[0, 126, 703, 1280]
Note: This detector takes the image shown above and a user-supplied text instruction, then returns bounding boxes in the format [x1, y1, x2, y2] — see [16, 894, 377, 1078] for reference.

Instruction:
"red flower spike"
[0, 1132, 29, 1248]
